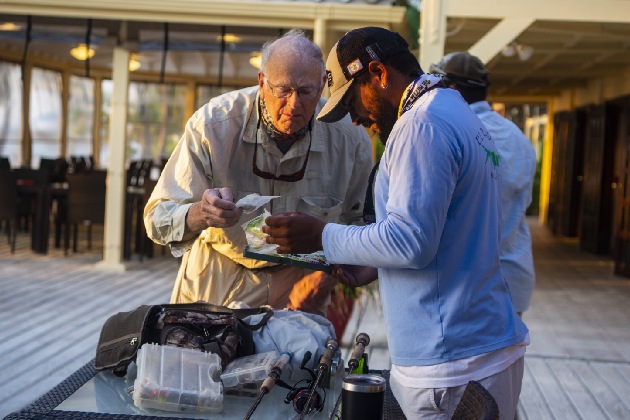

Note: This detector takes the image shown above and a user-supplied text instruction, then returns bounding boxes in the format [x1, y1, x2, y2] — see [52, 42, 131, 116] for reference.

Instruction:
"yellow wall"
[552, 65, 630, 112]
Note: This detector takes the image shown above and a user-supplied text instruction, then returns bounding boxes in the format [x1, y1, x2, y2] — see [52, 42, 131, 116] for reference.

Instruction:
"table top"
[4, 359, 405, 420]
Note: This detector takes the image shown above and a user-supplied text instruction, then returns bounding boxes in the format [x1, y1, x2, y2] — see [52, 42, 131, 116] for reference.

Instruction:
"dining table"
[17, 179, 68, 254]
[3, 359, 405, 420]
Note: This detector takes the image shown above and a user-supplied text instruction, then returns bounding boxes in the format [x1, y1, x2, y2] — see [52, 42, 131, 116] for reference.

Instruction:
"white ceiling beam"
[468, 17, 534, 64]
[0, 0, 406, 29]
[446, 0, 630, 24]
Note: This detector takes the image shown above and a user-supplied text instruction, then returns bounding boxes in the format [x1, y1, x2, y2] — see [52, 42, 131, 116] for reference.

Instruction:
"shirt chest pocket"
[297, 196, 343, 223]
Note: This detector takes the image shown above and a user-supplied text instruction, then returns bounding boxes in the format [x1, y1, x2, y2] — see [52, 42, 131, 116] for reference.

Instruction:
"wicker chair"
[0, 169, 19, 253]
[63, 170, 107, 255]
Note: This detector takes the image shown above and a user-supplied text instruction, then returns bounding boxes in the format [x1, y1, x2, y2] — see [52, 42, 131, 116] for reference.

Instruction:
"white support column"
[92, 76, 102, 168]
[313, 17, 329, 98]
[313, 17, 327, 54]
[419, 0, 446, 73]
[96, 47, 129, 272]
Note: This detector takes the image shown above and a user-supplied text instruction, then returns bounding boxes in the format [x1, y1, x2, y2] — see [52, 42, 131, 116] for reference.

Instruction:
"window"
[99, 81, 187, 168]
[67, 75, 95, 158]
[196, 84, 234, 109]
[0, 61, 22, 167]
[30, 67, 62, 168]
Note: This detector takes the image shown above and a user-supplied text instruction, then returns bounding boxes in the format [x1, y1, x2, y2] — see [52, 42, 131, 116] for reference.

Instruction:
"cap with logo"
[317, 27, 409, 123]
[429, 51, 489, 88]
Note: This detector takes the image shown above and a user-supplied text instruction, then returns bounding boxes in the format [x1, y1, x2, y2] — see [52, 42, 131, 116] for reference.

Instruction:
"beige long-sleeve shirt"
[144, 86, 373, 307]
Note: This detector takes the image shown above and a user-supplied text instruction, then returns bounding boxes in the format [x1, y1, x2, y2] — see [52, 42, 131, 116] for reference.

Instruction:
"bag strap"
[237, 309, 273, 331]
[161, 302, 232, 313]
[161, 302, 273, 331]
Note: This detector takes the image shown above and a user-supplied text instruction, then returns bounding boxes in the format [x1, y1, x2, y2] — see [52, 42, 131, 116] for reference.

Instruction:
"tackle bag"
[94, 302, 273, 376]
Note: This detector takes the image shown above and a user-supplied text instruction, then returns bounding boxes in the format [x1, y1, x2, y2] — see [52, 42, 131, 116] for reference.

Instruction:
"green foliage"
[393, 0, 420, 50]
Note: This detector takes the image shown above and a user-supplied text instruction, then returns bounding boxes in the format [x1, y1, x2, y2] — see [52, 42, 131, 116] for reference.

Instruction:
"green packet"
[243, 246, 331, 273]
[241, 209, 277, 254]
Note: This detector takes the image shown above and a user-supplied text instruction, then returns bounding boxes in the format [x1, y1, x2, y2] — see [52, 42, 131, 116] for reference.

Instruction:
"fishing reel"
[282, 351, 325, 414]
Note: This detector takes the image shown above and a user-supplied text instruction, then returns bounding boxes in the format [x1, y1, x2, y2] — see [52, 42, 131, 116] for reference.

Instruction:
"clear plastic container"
[133, 343, 223, 413]
[220, 351, 278, 388]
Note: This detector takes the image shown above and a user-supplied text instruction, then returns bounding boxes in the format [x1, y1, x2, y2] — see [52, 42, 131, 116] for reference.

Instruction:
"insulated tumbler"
[341, 374, 386, 420]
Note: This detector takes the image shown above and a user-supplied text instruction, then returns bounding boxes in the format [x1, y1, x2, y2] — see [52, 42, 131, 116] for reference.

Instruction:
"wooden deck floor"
[2, 219, 630, 419]
[0, 227, 179, 417]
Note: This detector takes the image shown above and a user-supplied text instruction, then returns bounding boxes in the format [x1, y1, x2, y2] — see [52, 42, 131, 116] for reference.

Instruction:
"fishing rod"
[329, 333, 370, 420]
[243, 351, 292, 420]
[298, 337, 339, 420]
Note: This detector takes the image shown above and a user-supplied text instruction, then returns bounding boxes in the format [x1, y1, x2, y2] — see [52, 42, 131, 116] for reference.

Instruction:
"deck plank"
[524, 357, 580, 419]
[0, 229, 178, 417]
[591, 362, 630, 416]
[549, 359, 607, 420]
[570, 360, 630, 419]
[518, 358, 555, 420]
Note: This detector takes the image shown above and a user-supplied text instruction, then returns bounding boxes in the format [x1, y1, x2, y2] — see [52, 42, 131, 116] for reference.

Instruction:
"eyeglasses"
[252, 115, 313, 182]
[264, 77, 321, 100]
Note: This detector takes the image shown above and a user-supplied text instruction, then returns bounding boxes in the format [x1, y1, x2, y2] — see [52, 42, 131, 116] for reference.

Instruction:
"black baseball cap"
[429, 51, 490, 88]
[317, 27, 409, 123]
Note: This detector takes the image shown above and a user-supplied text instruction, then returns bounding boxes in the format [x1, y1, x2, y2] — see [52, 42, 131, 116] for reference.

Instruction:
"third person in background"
[431, 51, 537, 316]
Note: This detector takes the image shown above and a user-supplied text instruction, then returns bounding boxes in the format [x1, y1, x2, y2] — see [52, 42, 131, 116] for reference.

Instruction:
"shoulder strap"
[161, 302, 273, 328]
[238, 309, 274, 331]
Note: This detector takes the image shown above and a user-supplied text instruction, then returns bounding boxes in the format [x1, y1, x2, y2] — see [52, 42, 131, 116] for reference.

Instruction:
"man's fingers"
[203, 188, 238, 211]
[219, 187, 233, 202]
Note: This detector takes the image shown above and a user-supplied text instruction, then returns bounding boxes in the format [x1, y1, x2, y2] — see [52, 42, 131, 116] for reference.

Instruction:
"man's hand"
[331, 265, 377, 288]
[185, 188, 243, 236]
[263, 212, 326, 254]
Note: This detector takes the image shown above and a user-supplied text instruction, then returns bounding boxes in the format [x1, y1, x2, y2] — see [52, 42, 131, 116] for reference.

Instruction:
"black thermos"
[341, 374, 386, 420]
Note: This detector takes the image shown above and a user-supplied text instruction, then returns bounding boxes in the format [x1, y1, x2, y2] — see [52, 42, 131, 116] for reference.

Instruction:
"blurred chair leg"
[10, 221, 16, 254]
[54, 199, 66, 249]
[147, 240, 154, 258]
[64, 221, 70, 256]
[87, 221, 92, 250]
[73, 223, 78, 253]
[55, 221, 62, 248]
[123, 194, 134, 260]
[134, 196, 143, 256]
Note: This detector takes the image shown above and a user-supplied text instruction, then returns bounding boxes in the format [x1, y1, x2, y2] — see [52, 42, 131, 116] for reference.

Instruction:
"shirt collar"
[469, 100, 492, 113]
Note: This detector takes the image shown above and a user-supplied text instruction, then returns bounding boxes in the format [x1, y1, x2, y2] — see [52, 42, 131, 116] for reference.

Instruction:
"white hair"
[259, 28, 325, 76]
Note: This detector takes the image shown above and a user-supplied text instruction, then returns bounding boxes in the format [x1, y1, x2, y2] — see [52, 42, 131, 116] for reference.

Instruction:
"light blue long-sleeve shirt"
[323, 88, 528, 366]
[470, 101, 536, 312]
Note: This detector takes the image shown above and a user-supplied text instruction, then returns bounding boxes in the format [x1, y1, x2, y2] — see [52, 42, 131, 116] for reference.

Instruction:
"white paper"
[235, 193, 280, 213]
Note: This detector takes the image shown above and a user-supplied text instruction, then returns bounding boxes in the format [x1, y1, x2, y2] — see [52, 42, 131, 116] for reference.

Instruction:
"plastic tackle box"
[220, 351, 279, 388]
[133, 343, 223, 413]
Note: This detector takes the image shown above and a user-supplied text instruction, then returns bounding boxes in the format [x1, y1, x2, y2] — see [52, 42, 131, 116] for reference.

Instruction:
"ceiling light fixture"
[70, 43, 95, 61]
[501, 40, 534, 61]
[217, 34, 240, 44]
[0, 22, 21, 31]
[129, 53, 141, 71]
[249, 52, 262, 69]
[516, 43, 534, 61]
